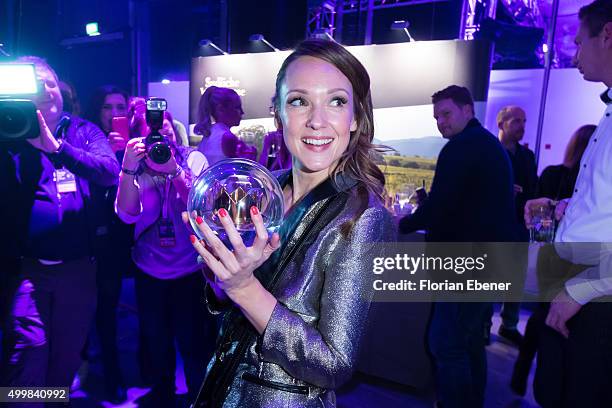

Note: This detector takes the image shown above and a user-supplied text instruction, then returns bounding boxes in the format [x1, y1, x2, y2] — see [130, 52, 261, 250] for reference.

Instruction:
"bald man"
[497, 106, 538, 236]
[491, 106, 537, 345]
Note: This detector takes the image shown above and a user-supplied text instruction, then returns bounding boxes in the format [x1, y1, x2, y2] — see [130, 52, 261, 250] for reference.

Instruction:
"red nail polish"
[219, 208, 228, 218]
[189, 235, 197, 243]
[196, 216, 203, 225]
[250, 206, 259, 215]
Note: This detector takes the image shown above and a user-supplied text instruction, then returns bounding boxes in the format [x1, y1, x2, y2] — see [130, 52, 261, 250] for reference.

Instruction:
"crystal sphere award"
[187, 159, 284, 241]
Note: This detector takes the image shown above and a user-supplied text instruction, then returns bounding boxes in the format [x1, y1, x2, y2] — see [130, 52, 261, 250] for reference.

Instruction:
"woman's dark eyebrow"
[286, 88, 349, 94]
[328, 88, 349, 94]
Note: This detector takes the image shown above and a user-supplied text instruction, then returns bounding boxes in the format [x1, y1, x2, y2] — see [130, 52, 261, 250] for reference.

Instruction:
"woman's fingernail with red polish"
[189, 235, 197, 243]
[219, 208, 228, 218]
[250, 206, 259, 215]
[196, 216, 203, 225]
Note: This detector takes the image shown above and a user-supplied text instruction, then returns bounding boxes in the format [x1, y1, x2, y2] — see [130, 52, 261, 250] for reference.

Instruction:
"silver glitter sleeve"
[259, 205, 394, 389]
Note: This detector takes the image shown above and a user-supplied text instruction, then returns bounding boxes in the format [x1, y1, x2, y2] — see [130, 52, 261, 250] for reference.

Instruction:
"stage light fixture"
[390, 20, 415, 42]
[248, 34, 280, 52]
[310, 28, 335, 41]
[86, 22, 100, 37]
[197, 39, 227, 56]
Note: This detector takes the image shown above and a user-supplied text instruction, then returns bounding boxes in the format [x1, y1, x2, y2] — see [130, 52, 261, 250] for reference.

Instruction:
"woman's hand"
[122, 137, 145, 171]
[181, 211, 228, 302]
[28, 111, 61, 153]
[524, 197, 555, 228]
[108, 131, 127, 153]
[524, 197, 569, 229]
[188, 206, 281, 300]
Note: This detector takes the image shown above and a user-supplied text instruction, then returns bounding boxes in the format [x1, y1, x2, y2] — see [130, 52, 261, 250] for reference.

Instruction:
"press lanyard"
[154, 175, 176, 247]
[154, 175, 171, 220]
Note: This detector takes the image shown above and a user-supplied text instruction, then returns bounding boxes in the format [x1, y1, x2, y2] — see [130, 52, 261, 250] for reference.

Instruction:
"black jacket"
[506, 143, 538, 239]
[0, 114, 119, 261]
[536, 164, 579, 201]
[400, 118, 519, 242]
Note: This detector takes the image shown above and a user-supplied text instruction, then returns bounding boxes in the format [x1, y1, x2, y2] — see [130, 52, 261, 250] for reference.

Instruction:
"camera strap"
[53, 115, 77, 195]
[53, 114, 71, 141]
[152, 175, 171, 219]
[153, 175, 176, 247]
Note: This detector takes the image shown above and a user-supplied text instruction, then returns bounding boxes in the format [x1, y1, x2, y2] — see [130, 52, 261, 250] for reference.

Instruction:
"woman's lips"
[301, 137, 334, 151]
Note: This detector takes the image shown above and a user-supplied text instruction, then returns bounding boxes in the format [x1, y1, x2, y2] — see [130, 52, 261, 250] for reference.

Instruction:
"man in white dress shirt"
[525, 1, 612, 406]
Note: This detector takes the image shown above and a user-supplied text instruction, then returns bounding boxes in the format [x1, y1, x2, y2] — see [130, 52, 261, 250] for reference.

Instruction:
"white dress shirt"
[555, 88, 612, 304]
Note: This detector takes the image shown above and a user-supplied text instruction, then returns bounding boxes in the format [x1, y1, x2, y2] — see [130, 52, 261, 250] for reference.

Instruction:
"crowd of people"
[0, 1, 611, 407]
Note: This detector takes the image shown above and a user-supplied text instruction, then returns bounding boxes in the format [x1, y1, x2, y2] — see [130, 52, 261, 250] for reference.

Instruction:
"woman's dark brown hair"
[273, 39, 386, 202]
[273, 39, 388, 235]
[563, 124, 596, 168]
[85, 85, 129, 132]
[194, 86, 239, 137]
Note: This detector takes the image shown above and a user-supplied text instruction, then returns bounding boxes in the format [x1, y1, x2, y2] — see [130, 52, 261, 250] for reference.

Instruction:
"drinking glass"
[528, 204, 555, 243]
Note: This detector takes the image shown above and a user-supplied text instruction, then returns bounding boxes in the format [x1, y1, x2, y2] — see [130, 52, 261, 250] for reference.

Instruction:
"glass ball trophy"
[187, 159, 284, 245]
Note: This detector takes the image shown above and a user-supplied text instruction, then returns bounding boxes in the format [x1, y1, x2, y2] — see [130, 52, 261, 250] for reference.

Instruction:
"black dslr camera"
[144, 97, 171, 164]
[0, 64, 40, 142]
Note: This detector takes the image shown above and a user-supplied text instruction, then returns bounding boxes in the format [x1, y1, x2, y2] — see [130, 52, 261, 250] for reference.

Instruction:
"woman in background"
[258, 128, 292, 171]
[87, 85, 130, 153]
[536, 125, 596, 200]
[194, 86, 257, 165]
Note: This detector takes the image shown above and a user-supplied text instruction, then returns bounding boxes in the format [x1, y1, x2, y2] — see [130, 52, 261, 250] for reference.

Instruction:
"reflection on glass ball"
[187, 158, 284, 241]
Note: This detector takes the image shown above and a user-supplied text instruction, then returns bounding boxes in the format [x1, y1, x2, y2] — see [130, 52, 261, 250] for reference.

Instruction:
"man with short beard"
[490, 106, 537, 346]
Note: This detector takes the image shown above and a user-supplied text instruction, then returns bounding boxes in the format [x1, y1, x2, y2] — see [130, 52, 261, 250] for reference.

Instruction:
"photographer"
[0, 57, 119, 394]
[115, 101, 214, 407]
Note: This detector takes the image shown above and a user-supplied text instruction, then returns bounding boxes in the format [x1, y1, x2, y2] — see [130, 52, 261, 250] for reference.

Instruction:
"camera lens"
[0, 100, 40, 141]
[0, 105, 30, 139]
[148, 142, 172, 164]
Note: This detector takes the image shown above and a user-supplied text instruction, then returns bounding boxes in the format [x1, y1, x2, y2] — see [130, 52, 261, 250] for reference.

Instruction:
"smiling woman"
[277, 55, 355, 176]
[188, 39, 396, 408]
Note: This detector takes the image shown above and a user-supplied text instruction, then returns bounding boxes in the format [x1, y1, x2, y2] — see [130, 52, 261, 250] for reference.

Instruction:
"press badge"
[54, 168, 77, 193]
[158, 218, 176, 247]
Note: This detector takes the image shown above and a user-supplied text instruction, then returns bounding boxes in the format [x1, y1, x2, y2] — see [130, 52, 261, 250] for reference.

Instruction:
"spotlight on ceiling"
[196, 39, 227, 56]
[390, 20, 415, 42]
[248, 34, 280, 52]
[310, 28, 335, 41]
